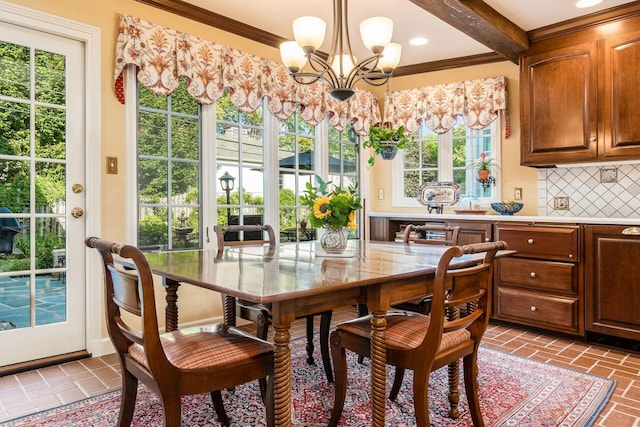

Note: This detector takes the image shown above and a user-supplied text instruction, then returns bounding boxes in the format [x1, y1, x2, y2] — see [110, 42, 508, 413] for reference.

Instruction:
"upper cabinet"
[521, 14, 640, 166]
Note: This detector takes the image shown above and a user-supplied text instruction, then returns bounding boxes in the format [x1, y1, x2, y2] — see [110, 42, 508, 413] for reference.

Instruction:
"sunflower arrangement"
[300, 176, 362, 230]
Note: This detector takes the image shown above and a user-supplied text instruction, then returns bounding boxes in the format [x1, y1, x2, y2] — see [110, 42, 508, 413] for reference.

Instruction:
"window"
[137, 83, 201, 250]
[328, 123, 361, 237]
[393, 116, 500, 207]
[132, 74, 363, 250]
[278, 109, 317, 242]
[215, 90, 265, 229]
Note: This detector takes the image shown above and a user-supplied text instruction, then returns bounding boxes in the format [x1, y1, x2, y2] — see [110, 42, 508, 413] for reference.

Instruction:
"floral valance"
[114, 15, 381, 134]
[382, 75, 510, 138]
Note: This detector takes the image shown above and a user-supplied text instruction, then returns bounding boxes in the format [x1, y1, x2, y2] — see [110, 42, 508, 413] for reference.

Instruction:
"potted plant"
[300, 176, 362, 253]
[363, 124, 414, 166]
[468, 152, 499, 181]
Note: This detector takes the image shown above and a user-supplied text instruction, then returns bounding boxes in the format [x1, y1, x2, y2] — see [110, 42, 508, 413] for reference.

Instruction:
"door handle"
[71, 207, 84, 218]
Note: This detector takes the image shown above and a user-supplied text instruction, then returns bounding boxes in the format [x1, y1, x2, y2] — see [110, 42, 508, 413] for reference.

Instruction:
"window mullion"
[438, 131, 453, 182]
[201, 103, 216, 249]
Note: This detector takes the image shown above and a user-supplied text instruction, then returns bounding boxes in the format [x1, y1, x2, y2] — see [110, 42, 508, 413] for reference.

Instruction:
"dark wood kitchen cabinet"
[369, 216, 495, 243]
[521, 11, 640, 166]
[494, 223, 583, 335]
[445, 220, 492, 245]
[520, 41, 598, 166]
[585, 225, 640, 341]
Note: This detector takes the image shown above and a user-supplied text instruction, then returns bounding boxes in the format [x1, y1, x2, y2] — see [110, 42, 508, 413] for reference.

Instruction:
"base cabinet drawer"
[498, 258, 576, 293]
[496, 225, 579, 262]
[495, 287, 579, 334]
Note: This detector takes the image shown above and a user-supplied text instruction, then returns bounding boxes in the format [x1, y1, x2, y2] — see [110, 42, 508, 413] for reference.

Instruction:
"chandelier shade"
[280, 0, 402, 101]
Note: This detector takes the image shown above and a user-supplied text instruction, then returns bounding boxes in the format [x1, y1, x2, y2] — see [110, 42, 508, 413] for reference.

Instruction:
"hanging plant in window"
[362, 124, 414, 166]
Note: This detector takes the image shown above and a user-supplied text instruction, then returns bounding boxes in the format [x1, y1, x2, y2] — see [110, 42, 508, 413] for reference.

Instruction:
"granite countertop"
[368, 211, 640, 226]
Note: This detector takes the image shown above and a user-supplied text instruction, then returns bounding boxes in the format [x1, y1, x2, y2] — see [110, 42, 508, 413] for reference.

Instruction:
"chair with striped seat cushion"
[86, 237, 274, 427]
[329, 241, 506, 427]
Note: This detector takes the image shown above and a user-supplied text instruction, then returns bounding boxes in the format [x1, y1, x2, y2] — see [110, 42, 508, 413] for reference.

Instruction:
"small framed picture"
[514, 187, 522, 201]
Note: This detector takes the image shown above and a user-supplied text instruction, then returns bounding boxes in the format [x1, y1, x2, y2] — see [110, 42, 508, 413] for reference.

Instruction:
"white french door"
[0, 22, 86, 366]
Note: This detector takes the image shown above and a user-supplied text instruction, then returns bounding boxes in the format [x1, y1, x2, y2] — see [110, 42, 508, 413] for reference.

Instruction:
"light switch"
[378, 188, 384, 200]
[106, 157, 118, 174]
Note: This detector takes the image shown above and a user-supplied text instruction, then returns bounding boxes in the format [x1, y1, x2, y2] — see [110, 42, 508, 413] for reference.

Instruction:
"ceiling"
[178, 0, 637, 70]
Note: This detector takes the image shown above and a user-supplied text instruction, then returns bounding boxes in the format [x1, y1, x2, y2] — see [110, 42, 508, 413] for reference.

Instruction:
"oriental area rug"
[1, 339, 614, 427]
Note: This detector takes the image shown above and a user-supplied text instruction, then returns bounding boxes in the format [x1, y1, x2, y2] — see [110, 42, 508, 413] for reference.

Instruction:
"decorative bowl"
[491, 202, 523, 215]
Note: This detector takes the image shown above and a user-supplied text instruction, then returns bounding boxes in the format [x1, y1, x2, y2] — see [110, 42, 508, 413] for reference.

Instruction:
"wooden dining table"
[140, 240, 500, 427]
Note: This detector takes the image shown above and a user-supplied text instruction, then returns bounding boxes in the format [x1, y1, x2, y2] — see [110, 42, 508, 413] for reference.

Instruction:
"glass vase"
[319, 225, 349, 254]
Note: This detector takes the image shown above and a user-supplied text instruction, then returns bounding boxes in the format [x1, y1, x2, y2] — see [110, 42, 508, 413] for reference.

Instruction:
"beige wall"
[367, 62, 539, 216]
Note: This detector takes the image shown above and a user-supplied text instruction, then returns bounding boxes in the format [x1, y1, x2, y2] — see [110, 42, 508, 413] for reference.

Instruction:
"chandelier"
[279, 0, 402, 101]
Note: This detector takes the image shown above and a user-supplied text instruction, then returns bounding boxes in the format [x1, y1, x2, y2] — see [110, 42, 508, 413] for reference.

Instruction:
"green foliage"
[14, 234, 64, 270]
[300, 176, 361, 229]
[363, 124, 415, 166]
[0, 41, 67, 213]
[138, 215, 168, 247]
[0, 256, 30, 272]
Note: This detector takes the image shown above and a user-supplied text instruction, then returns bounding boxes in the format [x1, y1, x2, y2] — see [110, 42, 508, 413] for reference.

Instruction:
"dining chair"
[86, 237, 275, 427]
[214, 224, 335, 382]
[394, 224, 461, 314]
[329, 241, 507, 427]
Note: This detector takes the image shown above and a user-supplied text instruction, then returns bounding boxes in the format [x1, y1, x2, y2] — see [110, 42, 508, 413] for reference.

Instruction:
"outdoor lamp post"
[218, 171, 235, 225]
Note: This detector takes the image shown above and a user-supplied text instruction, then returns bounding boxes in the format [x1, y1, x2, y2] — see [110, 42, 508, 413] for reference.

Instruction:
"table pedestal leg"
[370, 310, 387, 427]
[161, 278, 180, 332]
[273, 325, 292, 427]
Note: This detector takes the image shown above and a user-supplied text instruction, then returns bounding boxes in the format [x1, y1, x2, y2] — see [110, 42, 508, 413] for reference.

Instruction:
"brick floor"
[0, 306, 638, 425]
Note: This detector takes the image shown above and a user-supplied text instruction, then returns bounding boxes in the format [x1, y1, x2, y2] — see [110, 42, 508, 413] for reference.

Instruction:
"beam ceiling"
[408, 0, 528, 63]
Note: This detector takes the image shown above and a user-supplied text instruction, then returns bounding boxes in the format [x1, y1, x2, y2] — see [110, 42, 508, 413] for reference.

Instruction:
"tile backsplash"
[537, 163, 640, 218]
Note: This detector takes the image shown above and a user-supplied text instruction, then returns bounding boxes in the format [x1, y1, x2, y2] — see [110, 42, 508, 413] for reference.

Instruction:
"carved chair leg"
[448, 360, 461, 419]
[320, 310, 333, 382]
[305, 315, 315, 365]
[356, 303, 368, 365]
[211, 390, 230, 426]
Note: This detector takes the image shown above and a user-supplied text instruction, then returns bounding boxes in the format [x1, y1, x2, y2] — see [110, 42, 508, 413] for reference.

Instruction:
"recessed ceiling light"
[409, 37, 428, 46]
[576, 0, 603, 8]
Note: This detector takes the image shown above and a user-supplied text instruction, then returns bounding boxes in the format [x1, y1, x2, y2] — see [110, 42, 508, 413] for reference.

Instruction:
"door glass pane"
[35, 272, 66, 326]
[0, 100, 30, 157]
[0, 159, 30, 213]
[0, 274, 30, 330]
[0, 41, 30, 99]
[35, 106, 66, 159]
[35, 161, 66, 212]
[35, 50, 65, 105]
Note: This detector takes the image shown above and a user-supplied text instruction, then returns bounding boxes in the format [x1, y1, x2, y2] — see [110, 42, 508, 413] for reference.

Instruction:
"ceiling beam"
[408, 0, 528, 63]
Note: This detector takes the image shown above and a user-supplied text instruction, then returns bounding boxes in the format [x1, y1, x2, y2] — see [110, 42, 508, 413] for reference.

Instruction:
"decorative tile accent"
[600, 168, 618, 183]
[538, 163, 640, 217]
[554, 196, 570, 210]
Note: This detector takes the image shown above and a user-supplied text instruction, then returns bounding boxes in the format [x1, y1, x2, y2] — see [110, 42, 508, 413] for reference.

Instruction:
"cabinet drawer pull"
[589, 136, 597, 142]
[530, 306, 537, 312]
[530, 272, 536, 278]
[568, 254, 573, 259]
[485, 237, 490, 242]
[527, 238, 534, 244]
[622, 227, 640, 235]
